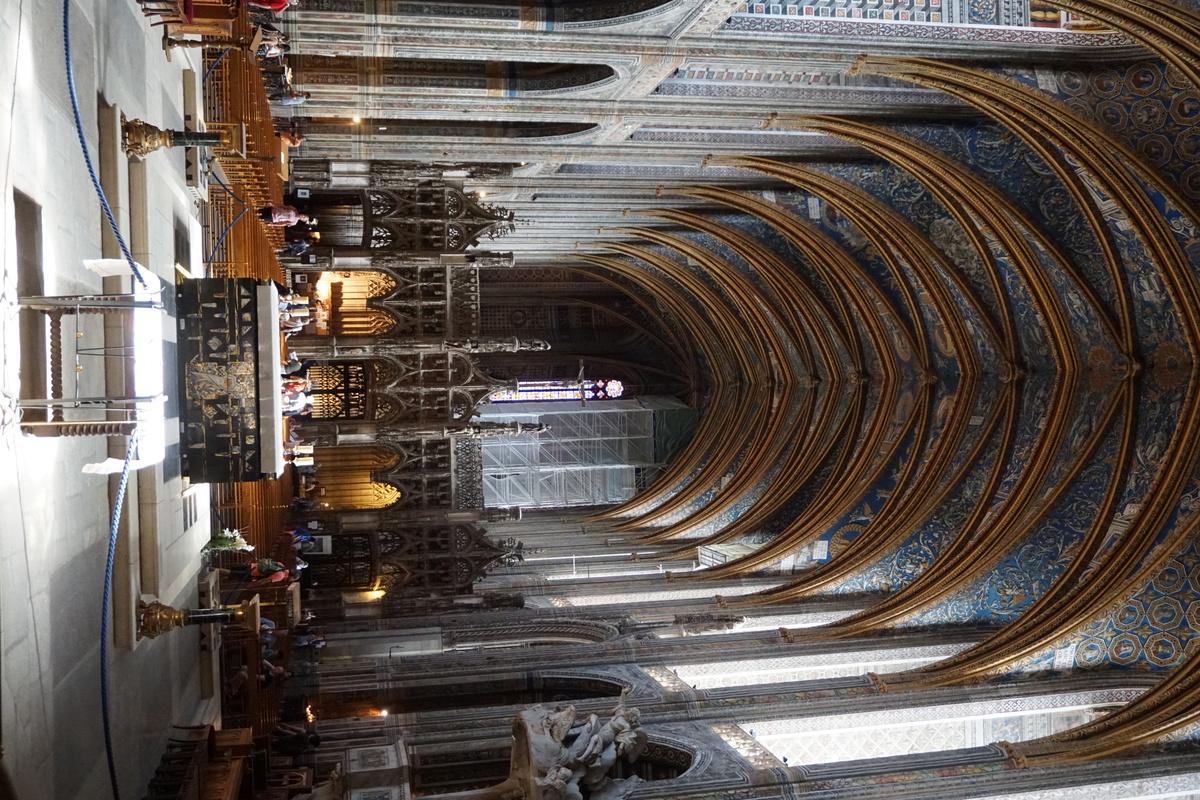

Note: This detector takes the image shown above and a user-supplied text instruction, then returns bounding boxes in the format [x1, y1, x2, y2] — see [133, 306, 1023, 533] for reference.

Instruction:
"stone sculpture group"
[511, 691, 648, 800]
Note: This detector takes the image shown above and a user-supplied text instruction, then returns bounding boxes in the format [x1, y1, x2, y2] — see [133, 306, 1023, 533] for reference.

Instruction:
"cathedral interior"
[2, 0, 1200, 798]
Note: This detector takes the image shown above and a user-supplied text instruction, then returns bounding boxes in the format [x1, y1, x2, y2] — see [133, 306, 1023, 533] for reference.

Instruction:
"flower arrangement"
[203, 527, 255, 553]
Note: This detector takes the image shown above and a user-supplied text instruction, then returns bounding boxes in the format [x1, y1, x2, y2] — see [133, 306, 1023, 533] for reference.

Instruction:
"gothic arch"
[302, 351, 500, 424]
[557, 0, 688, 27]
[515, 63, 620, 96]
[308, 445, 404, 509]
[306, 359, 416, 421]
[371, 672, 629, 715]
[306, 119, 598, 140]
[293, 55, 618, 96]
[307, 521, 510, 592]
[375, 0, 682, 27]
[615, 734, 696, 781]
[447, 620, 624, 648]
[298, 185, 513, 254]
[306, 270, 406, 336]
[540, 674, 629, 701]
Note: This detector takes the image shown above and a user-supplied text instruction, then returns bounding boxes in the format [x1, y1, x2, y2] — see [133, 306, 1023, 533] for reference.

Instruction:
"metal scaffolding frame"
[476, 399, 658, 508]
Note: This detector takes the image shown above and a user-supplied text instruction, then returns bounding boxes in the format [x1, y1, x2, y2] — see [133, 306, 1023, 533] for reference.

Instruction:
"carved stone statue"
[444, 337, 552, 353]
[579, 695, 647, 793]
[484, 506, 523, 523]
[536, 767, 582, 800]
[509, 691, 647, 800]
[673, 612, 745, 635]
[445, 421, 550, 438]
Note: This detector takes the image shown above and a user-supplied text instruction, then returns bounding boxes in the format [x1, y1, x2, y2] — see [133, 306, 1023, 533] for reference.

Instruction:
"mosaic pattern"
[735, 0, 956, 24]
[1067, 540, 1200, 670]
[652, 63, 956, 105]
[890, 121, 1120, 316]
[728, 0, 1108, 26]
[712, 101, 1200, 646]
[666, 64, 904, 87]
[1031, 62, 1200, 199]
[911, 427, 1121, 625]
[722, 7, 1135, 42]
[629, 128, 830, 146]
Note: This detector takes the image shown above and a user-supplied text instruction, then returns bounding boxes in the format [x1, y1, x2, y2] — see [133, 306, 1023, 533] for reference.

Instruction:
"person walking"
[259, 205, 309, 226]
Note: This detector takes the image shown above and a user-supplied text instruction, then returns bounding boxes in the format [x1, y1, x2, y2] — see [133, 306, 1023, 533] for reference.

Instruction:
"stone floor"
[0, 0, 216, 797]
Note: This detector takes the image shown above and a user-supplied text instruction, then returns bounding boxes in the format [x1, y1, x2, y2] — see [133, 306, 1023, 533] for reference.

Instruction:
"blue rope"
[63, 0, 147, 289]
[203, 47, 232, 86]
[100, 432, 139, 800]
[63, 0, 157, 792]
[207, 208, 250, 266]
[209, 166, 245, 205]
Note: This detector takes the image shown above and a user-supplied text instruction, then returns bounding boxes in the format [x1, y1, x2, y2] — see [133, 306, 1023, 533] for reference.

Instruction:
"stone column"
[650, 744, 1200, 800]
[306, 625, 997, 730]
[318, 669, 1156, 747]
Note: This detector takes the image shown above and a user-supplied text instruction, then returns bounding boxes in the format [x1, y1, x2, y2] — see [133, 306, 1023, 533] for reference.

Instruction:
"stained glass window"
[489, 378, 625, 403]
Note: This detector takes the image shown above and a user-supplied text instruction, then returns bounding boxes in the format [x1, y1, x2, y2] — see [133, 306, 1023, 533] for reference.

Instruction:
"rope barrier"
[209, 162, 246, 205]
[62, 0, 147, 289]
[100, 432, 139, 800]
[62, 0, 162, 791]
[207, 207, 250, 266]
[203, 47, 233, 86]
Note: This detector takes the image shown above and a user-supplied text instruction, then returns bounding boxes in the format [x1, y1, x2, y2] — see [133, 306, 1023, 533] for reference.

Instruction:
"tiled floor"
[0, 0, 215, 796]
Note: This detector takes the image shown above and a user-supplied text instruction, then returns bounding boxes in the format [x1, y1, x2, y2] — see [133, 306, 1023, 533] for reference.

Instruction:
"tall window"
[489, 378, 625, 403]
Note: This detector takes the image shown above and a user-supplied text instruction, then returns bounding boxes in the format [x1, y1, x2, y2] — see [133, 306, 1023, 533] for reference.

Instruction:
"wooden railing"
[221, 627, 282, 737]
[196, 13, 306, 748]
[211, 468, 295, 553]
[201, 9, 285, 283]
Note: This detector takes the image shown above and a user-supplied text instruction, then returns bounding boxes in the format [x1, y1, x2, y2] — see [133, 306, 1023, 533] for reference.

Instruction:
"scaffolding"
[476, 399, 661, 508]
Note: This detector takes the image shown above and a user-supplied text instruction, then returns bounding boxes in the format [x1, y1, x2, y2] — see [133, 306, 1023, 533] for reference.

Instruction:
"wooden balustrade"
[201, 9, 286, 283]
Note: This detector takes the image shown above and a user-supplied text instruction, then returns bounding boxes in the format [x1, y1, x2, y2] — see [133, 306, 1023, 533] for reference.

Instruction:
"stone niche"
[348, 742, 409, 795]
[351, 789, 404, 800]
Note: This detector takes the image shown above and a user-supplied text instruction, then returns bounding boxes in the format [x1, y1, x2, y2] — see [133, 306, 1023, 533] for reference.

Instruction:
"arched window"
[489, 377, 625, 402]
[306, 445, 402, 509]
[304, 119, 597, 140]
[294, 56, 617, 96]
[335, 0, 680, 25]
[297, 270, 399, 336]
[379, 674, 628, 714]
[308, 362, 369, 419]
[612, 738, 694, 781]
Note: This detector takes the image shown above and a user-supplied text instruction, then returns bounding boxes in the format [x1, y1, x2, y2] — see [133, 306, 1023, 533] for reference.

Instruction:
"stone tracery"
[197, 0, 1200, 797]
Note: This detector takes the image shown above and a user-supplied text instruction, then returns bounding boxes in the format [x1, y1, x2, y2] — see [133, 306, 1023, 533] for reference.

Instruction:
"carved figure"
[537, 767, 582, 800]
[511, 693, 646, 800]
[444, 337, 551, 353]
[565, 714, 601, 761]
[445, 421, 550, 438]
[581, 715, 645, 790]
[576, 693, 647, 795]
[519, 705, 574, 775]
[673, 612, 744, 635]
